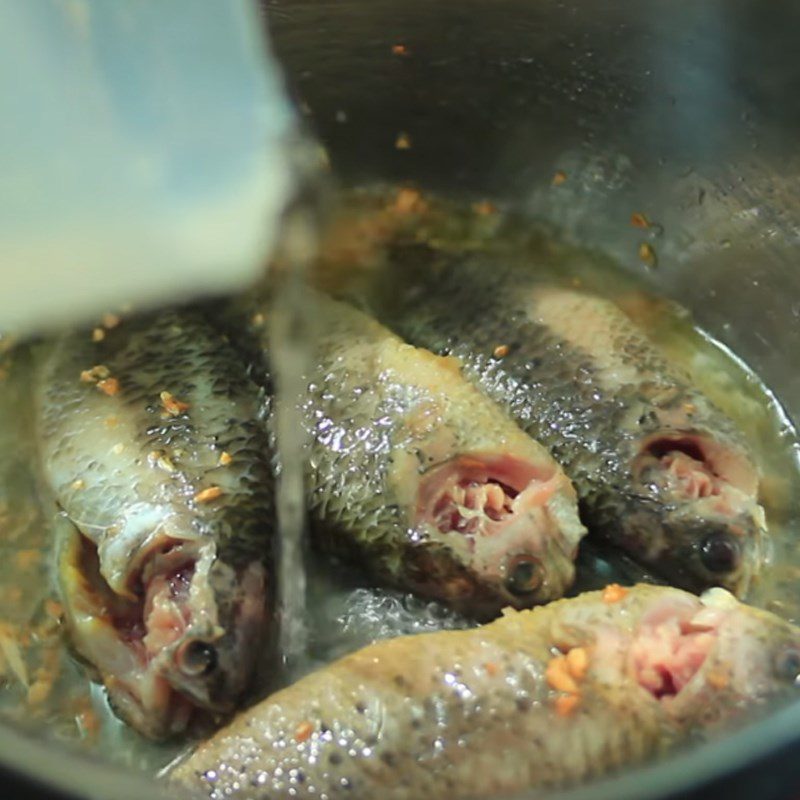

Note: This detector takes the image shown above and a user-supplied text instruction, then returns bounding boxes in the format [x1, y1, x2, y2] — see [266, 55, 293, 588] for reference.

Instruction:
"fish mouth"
[57, 524, 265, 739]
[628, 588, 742, 709]
[629, 588, 800, 719]
[636, 433, 759, 498]
[416, 454, 579, 606]
[632, 433, 766, 593]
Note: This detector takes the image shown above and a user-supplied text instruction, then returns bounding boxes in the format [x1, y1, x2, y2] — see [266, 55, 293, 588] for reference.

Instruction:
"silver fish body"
[37, 310, 275, 739]
[238, 292, 586, 619]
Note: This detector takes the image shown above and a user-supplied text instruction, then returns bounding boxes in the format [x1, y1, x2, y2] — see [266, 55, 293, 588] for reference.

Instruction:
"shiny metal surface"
[266, 0, 800, 407]
[2, 1, 800, 797]
[266, 1, 800, 797]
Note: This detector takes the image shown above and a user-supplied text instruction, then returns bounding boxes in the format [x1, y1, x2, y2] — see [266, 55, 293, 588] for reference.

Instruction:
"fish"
[170, 583, 800, 800]
[238, 290, 586, 619]
[387, 258, 767, 595]
[35, 310, 276, 739]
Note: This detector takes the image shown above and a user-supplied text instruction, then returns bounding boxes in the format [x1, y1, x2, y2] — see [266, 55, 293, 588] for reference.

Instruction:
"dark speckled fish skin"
[170, 584, 800, 800]
[237, 291, 586, 619]
[386, 257, 767, 596]
[36, 310, 276, 738]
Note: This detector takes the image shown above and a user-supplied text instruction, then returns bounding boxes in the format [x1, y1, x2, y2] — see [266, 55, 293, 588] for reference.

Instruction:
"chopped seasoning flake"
[638, 242, 657, 268]
[28, 677, 53, 706]
[101, 312, 121, 329]
[684, 402, 697, 415]
[70, 479, 85, 491]
[160, 390, 190, 417]
[15, 549, 40, 570]
[149, 450, 176, 473]
[484, 662, 500, 677]
[218, 451, 233, 467]
[555, 694, 580, 717]
[194, 486, 223, 504]
[493, 344, 510, 359]
[391, 43, 409, 56]
[294, 721, 315, 743]
[80, 365, 110, 383]
[630, 212, 650, 229]
[473, 200, 497, 216]
[552, 170, 568, 186]
[91, 328, 105, 342]
[706, 669, 729, 690]
[395, 132, 412, 150]
[566, 647, 589, 680]
[44, 599, 63, 620]
[602, 583, 629, 604]
[158, 455, 176, 473]
[545, 656, 579, 695]
[76, 709, 100, 738]
[393, 187, 425, 214]
[97, 377, 120, 396]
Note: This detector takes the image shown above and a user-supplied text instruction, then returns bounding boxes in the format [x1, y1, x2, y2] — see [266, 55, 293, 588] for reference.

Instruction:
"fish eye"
[505, 555, 542, 596]
[177, 640, 218, 677]
[774, 648, 800, 684]
[699, 533, 741, 574]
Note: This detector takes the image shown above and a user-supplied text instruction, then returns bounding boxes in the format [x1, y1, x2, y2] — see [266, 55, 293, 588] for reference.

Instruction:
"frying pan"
[2, 0, 800, 797]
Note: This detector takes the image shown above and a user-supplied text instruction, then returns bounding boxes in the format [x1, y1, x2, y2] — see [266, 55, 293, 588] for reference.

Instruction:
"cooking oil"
[0, 184, 796, 775]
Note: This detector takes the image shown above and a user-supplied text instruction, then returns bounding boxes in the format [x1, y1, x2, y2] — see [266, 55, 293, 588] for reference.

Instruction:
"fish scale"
[35, 309, 276, 739]
[387, 256, 767, 595]
[171, 584, 800, 799]
[38, 311, 275, 567]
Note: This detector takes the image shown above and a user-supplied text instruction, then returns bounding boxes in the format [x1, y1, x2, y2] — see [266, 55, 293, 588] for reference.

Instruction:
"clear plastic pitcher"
[0, 0, 301, 333]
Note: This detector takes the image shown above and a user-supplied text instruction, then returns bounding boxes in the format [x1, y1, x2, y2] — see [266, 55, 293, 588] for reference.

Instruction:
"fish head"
[623, 586, 800, 727]
[701, 590, 800, 709]
[151, 552, 269, 715]
[58, 522, 268, 739]
[624, 430, 766, 595]
[411, 453, 585, 616]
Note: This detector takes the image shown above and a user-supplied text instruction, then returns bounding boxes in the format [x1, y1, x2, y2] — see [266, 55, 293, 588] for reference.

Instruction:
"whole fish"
[389, 259, 767, 595]
[240, 291, 586, 619]
[171, 583, 800, 800]
[36, 310, 275, 739]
